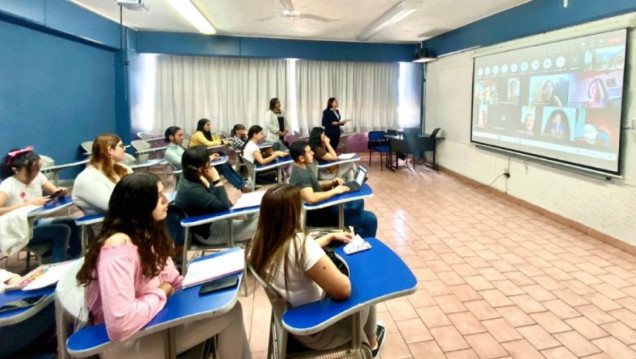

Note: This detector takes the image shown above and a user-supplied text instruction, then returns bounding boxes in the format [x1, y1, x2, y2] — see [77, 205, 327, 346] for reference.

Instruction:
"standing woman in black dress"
[321, 97, 349, 152]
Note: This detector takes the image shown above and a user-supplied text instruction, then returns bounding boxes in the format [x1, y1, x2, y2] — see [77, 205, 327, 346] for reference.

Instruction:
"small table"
[28, 196, 74, 218]
[315, 154, 361, 170]
[283, 238, 417, 344]
[303, 183, 373, 229]
[247, 157, 293, 190]
[129, 158, 167, 170]
[66, 249, 243, 358]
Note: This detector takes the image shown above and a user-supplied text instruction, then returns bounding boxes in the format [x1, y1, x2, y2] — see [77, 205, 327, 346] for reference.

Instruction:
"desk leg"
[351, 311, 362, 351]
[80, 225, 88, 254]
[301, 207, 307, 231]
[277, 167, 282, 183]
[182, 228, 190, 275]
[167, 328, 176, 359]
[228, 219, 234, 247]
[338, 203, 345, 229]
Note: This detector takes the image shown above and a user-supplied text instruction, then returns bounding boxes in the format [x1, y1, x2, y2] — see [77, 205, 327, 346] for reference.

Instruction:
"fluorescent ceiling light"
[357, 0, 421, 41]
[165, 0, 215, 35]
[412, 56, 436, 63]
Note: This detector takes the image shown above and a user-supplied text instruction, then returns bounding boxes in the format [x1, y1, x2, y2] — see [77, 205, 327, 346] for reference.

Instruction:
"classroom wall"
[424, 18, 636, 248]
[0, 0, 127, 178]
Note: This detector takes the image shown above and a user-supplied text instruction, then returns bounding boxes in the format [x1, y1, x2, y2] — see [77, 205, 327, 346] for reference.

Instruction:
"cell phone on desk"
[199, 276, 239, 296]
[46, 189, 65, 205]
[0, 294, 46, 314]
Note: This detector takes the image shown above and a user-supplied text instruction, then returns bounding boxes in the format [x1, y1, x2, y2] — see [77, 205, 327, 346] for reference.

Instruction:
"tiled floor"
[4, 155, 636, 358]
[238, 156, 636, 358]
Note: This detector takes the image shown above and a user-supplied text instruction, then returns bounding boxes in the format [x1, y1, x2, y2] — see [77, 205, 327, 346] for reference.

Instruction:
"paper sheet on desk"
[183, 249, 244, 288]
[337, 153, 356, 160]
[23, 259, 80, 291]
[232, 191, 266, 210]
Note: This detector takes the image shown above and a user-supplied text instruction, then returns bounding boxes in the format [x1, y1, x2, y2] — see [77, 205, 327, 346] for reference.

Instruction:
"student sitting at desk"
[289, 141, 377, 238]
[174, 146, 257, 246]
[73, 134, 132, 215]
[229, 124, 248, 151]
[243, 125, 289, 183]
[246, 184, 385, 358]
[164, 126, 249, 192]
[0, 147, 80, 261]
[188, 118, 228, 148]
[76, 173, 251, 358]
[309, 127, 355, 181]
[0, 269, 57, 357]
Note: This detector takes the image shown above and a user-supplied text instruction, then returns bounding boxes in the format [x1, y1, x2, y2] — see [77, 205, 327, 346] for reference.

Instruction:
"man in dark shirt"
[289, 141, 377, 238]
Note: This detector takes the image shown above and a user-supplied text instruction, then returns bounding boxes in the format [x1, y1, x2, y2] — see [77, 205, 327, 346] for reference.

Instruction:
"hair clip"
[7, 146, 34, 158]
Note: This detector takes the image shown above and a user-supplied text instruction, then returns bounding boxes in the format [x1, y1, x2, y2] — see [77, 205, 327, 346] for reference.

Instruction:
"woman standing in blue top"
[321, 97, 349, 152]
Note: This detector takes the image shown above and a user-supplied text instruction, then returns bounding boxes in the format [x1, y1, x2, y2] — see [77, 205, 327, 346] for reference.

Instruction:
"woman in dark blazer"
[321, 97, 349, 151]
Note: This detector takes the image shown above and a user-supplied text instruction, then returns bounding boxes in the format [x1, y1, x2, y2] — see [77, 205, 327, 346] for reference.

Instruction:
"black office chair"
[367, 131, 390, 170]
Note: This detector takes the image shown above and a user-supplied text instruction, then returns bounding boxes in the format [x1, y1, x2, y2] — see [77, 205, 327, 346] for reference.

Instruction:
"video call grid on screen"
[470, 28, 627, 174]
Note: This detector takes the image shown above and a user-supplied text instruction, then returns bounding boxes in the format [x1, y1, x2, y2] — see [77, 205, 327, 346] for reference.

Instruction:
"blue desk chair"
[248, 265, 363, 359]
[367, 131, 390, 170]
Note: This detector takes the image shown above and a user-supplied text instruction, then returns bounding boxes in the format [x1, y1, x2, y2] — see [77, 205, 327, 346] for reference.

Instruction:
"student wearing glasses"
[72, 134, 132, 215]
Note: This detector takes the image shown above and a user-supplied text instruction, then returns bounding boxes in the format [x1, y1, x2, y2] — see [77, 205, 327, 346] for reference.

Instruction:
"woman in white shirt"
[264, 98, 290, 151]
[243, 125, 287, 165]
[246, 184, 385, 358]
[0, 147, 79, 261]
[72, 134, 132, 215]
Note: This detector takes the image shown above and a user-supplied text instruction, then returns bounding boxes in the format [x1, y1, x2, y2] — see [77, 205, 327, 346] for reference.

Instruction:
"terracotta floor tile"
[617, 296, 636, 313]
[433, 294, 467, 314]
[598, 273, 632, 289]
[533, 275, 565, 291]
[530, 311, 572, 334]
[500, 339, 544, 359]
[572, 271, 604, 285]
[448, 312, 488, 335]
[429, 325, 470, 352]
[480, 289, 515, 307]
[412, 267, 438, 282]
[420, 279, 452, 297]
[482, 318, 524, 343]
[444, 349, 480, 359]
[464, 275, 495, 291]
[600, 321, 636, 345]
[609, 308, 636, 330]
[510, 295, 547, 314]
[416, 305, 451, 328]
[517, 325, 561, 350]
[407, 290, 437, 308]
[552, 288, 590, 307]
[492, 280, 526, 296]
[451, 263, 480, 277]
[496, 305, 536, 327]
[542, 299, 581, 319]
[464, 300, 502, 321]
[565, 316, 609, 340]
[395, 318, 433, 343]
[584, 292, 622, 311]
[595, 334, 636, 356]
[378, 311, 399, 334]
[554, 330, 601, 357]
[386, 298, 419, 321]
[407, 340, 445, 359]
[449, 284, 482, 302]
[464, 333, 509, 358]
[437, 270, 466, 286]
[381, 332, 413, 359]
[577, 304, 620, 325]
[520, 284, 557, 302]
[540, 346, 578, 359]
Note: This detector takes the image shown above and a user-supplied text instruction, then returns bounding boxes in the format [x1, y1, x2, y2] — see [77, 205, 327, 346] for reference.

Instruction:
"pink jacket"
[85, 243, 183, 342]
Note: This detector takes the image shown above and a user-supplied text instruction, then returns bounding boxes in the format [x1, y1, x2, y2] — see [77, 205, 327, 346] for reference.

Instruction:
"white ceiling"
[71, 0, 530, 44]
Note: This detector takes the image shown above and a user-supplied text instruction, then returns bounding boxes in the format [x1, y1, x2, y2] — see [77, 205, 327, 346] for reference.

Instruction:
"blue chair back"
[368, 131, 387, 141]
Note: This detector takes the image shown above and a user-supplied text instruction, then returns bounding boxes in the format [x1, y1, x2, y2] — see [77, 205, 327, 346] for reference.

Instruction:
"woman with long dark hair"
[264, 97, 290, 150]
[188, 118, 227, 147]
[321, 97, 349, 151]
[246, 184, 384, 358]
[77, 172, 250, 358]
[308, 127, 355, 181]
[0, 146, 80, 261]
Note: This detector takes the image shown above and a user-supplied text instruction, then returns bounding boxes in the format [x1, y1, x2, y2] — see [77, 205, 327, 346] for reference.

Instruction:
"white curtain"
[154, 56, 287, 136]
[295, 60, 399, 134]
[153, 56, 400, 137]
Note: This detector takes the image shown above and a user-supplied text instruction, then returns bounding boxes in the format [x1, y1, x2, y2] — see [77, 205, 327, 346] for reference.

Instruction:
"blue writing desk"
[245, 156, 293, 190]
[41, 160, 89, 186]
[315, 154, 360, 169]
[66, 249, 243, 358]
[303, 182, 373, 229]
[28, 196, 74, 218]
[282, 238, 416, 347]
[0, 286, 55, 327]
[179, 204, 259, 274]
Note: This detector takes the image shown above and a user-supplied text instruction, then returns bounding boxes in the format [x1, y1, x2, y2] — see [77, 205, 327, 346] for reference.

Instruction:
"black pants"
[326, 132, 340, 152]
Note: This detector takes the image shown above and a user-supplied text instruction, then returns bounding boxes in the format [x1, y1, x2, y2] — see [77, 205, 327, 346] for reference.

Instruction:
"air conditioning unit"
[115, 0, 148, 11]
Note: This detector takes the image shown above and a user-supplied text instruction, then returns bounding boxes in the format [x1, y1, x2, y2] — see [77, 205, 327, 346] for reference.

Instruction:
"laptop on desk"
[344, 165, 368, 192]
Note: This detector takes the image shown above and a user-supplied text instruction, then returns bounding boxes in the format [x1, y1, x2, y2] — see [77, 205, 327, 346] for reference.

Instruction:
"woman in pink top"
[77, 172, 251, 358]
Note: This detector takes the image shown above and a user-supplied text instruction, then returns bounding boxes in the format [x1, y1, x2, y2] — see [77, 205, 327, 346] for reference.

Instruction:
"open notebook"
[5, 259, 80, 292]
[182, 249, 245, 289]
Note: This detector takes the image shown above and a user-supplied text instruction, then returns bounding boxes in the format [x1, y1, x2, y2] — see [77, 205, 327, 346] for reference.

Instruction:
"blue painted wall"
[423, 0, 636, 56]
[136, 32, 417, 62]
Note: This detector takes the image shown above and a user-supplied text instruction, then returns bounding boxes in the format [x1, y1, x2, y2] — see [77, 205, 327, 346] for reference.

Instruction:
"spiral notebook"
[182, 249, 245, 289]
